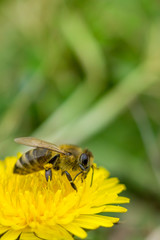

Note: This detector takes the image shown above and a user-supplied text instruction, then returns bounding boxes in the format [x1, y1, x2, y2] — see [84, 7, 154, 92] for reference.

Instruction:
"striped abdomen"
[13, 148, 53, 175]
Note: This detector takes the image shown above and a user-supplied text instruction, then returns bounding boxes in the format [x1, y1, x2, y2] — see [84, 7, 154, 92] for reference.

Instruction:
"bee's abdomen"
[13, 148, 52, 175]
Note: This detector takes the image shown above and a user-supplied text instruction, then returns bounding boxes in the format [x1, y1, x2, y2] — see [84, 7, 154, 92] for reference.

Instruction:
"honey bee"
[13, 137, 94, 191]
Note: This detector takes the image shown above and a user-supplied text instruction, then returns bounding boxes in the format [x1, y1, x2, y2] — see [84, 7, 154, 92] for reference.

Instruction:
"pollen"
[0, 154, 129, 240]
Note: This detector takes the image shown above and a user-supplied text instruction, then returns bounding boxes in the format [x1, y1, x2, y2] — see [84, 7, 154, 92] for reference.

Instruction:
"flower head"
[0, 154, 129, 240]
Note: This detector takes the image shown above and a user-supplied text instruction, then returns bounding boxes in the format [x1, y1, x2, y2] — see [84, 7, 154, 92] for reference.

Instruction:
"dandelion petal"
[0, 230, 21, 240]
[20, 232, 39, 240]
[63, 223, 87, 239]
[0, 155, 129, 240]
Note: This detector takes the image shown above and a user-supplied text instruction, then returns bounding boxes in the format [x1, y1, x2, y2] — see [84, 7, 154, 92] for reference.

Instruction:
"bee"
[13, 137, 94, 191]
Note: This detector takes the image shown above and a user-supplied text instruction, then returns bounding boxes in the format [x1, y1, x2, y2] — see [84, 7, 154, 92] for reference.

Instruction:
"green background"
[0, 0, 160, 239]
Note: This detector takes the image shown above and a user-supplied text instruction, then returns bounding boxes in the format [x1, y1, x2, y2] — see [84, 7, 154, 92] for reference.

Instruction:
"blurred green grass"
[1, 0, 160, 239]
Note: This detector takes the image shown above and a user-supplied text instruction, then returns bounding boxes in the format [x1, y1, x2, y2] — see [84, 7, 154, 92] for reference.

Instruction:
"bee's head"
[79, 150, 93, 172]
[73, 149, 94, 186]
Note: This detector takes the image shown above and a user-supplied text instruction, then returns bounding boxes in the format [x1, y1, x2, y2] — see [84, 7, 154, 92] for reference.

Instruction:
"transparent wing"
[14, 137, 67, 155]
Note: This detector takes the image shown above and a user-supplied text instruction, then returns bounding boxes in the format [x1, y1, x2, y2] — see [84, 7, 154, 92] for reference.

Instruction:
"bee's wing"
[14, 137, 67, 155]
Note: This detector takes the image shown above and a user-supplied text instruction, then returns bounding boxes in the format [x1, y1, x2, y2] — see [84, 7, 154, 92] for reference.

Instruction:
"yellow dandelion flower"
[0, 154, 129, 240]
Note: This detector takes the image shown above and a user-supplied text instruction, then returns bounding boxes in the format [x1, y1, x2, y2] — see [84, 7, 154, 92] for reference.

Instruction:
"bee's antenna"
[90, 165, 94, 187]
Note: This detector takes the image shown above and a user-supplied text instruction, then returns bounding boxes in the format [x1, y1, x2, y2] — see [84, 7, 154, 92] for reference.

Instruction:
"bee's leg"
[45, 168, 52, 181]
[45, 154, 60, 181]
[81, 173, 87, 183]
[62, 171, 77, 191]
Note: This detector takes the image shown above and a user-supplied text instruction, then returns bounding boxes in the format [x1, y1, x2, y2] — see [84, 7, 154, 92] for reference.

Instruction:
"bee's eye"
[80, 153, 89, 166]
